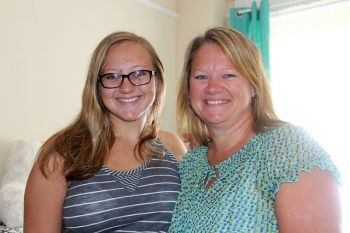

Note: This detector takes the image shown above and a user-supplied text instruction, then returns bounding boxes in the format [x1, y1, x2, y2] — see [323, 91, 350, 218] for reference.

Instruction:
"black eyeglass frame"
[98, 70, 156, 89]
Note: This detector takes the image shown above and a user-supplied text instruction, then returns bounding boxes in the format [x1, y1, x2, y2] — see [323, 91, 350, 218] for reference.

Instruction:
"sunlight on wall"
[270, 2, 350, 231]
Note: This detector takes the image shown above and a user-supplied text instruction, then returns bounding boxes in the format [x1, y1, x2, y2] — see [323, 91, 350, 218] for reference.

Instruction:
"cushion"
[0, 140, 41, 228]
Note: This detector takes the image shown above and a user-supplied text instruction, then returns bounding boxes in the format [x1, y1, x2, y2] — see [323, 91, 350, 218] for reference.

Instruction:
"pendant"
[204, 167, 219, 191]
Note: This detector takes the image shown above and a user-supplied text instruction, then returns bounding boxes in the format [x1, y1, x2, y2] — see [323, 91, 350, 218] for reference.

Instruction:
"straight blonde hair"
[38, 31, 165, 180]
[177, 27, 283, 146]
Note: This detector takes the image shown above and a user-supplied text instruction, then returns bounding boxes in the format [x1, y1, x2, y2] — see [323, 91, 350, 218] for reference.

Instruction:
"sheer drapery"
[230, 0, 270, 79]
[270, 2, 350, 232]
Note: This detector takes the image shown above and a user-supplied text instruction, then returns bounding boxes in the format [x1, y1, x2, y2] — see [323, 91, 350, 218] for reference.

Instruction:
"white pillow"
[0, 182, 25, 228]
[0, 140, 41, 228]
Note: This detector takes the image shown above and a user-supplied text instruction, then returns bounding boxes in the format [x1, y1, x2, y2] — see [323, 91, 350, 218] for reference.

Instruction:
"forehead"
[195, 43, 224, 57]
[107, 41, 150, 58]
[113, 40, 140, 48]
[191, 43, 233, 68]
[103, 41, 153, 69]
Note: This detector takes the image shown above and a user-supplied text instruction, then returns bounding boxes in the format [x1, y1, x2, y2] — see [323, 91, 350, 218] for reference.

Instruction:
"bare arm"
[159, 131, 187, 161]
[275, 167, 342, 233]
[24, 156, 68, 233]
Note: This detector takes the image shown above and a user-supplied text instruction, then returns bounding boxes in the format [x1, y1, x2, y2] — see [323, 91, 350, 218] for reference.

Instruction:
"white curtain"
[270, 2, 350, 231]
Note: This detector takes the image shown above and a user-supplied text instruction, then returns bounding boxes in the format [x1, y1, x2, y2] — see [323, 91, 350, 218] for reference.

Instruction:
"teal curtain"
[230, 0, 270, 79]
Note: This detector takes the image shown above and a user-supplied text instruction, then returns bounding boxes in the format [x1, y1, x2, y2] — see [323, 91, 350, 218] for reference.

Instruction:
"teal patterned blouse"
[168, 124, 340, 233]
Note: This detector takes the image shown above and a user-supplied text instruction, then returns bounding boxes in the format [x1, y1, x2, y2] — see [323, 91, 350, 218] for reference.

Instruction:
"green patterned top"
[169, 124, 340, 233]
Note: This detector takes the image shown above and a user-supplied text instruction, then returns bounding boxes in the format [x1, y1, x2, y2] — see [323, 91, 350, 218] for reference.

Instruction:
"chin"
[120, 114, 144, 122]
[204, 118, 226, 125]
[201, 114, 226, 124]
[116, 110, 149, 122]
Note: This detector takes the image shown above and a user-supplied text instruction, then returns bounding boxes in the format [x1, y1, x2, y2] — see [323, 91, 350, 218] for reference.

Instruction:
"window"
[270, 1, 350, 231]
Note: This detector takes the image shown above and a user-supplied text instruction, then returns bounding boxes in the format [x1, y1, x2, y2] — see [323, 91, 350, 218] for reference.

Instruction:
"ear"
[154, 76, 160, 98]
[251, 86, 256, 98]
[155, 75, 159, 88]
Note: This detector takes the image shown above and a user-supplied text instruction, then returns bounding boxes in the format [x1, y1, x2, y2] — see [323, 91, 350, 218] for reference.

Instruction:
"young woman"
[24, 31, 186, 233]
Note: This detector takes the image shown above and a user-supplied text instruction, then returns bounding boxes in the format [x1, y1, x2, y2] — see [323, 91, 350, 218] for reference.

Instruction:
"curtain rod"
[236, 9, 252, 16]
[234, 0, 348, 17]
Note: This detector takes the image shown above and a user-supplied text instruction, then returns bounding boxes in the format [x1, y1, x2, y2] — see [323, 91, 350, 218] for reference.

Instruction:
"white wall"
[176, 0, 227, 84]
[0, 0, 178, 167]
[0, 0, 229, 171]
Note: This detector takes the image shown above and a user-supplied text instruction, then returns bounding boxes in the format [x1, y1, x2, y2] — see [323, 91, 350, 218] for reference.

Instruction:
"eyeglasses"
[99, 70, 156, 89]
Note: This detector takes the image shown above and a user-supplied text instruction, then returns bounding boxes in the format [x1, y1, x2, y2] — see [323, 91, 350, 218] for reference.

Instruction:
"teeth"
[207, 100, 227, 105]
[119, 97, 139, 103]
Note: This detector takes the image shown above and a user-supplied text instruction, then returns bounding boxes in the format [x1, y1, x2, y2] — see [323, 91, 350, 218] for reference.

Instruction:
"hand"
[182, 133, 199, 149]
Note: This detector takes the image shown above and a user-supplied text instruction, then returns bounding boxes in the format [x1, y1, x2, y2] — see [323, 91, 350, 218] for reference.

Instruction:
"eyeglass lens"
[100, 70, 153, 88]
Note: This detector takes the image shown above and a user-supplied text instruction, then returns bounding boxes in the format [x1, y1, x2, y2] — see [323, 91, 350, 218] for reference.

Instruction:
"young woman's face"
[99, 41, 156, 124]
[189, 43, 255, 128]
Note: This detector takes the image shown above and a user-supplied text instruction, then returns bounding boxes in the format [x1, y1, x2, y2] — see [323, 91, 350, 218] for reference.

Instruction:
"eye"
[103, 73, 122, 80]
[223, 73, 237, 79]
[131, 70, 147, 78]
[193, 75, 209, 80]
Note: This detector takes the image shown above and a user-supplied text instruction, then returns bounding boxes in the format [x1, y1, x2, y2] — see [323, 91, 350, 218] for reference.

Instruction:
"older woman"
[169, 27, 341, 232]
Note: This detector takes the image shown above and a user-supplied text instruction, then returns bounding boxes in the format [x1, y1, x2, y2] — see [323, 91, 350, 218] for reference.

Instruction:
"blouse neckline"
[193, 133, 262, 192]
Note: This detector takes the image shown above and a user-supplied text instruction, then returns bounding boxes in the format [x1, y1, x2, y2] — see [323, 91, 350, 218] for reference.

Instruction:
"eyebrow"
[101, 65, 152, 74]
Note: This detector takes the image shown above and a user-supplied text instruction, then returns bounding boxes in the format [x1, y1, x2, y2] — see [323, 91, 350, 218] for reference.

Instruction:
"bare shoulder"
[275, 167, 341, 233]
[24, 153, 68, 233]
[158, 130, 187, 161]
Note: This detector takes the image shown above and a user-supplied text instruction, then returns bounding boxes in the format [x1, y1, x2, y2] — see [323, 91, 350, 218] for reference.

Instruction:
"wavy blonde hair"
[177, 26, 283, 146]
[38, 31, 165, 180]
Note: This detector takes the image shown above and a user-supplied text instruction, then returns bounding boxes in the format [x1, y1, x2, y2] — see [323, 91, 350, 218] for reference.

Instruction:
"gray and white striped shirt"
[62, 140, 180, 233]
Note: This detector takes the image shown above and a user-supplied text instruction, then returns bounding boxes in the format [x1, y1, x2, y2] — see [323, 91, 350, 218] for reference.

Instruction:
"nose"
[119, 77, 135, 93]
[206, 76, 222, 94]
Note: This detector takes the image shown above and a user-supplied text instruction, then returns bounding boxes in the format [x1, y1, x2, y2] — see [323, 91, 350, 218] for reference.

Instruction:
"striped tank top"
[62, 140, 180, 233]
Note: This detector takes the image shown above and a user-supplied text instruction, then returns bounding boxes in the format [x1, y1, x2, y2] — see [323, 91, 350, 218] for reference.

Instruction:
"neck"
[207, 114, 255, 166]
[110, 115, 147, 142]
[104, 116, 148, 171]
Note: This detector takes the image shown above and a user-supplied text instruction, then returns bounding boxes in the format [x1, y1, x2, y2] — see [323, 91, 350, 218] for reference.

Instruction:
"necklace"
[204, 165, 219, 191]
[207, 130, 255, 166]
[204, 130, 255, 190]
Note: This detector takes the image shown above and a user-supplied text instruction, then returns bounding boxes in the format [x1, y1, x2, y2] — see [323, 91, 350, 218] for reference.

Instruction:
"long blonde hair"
[38, 31, 165, 180]
[177, 26, 283, 146]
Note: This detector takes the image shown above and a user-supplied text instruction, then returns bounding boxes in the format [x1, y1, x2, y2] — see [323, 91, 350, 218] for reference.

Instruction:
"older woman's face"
[189, 43, 255, 128]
